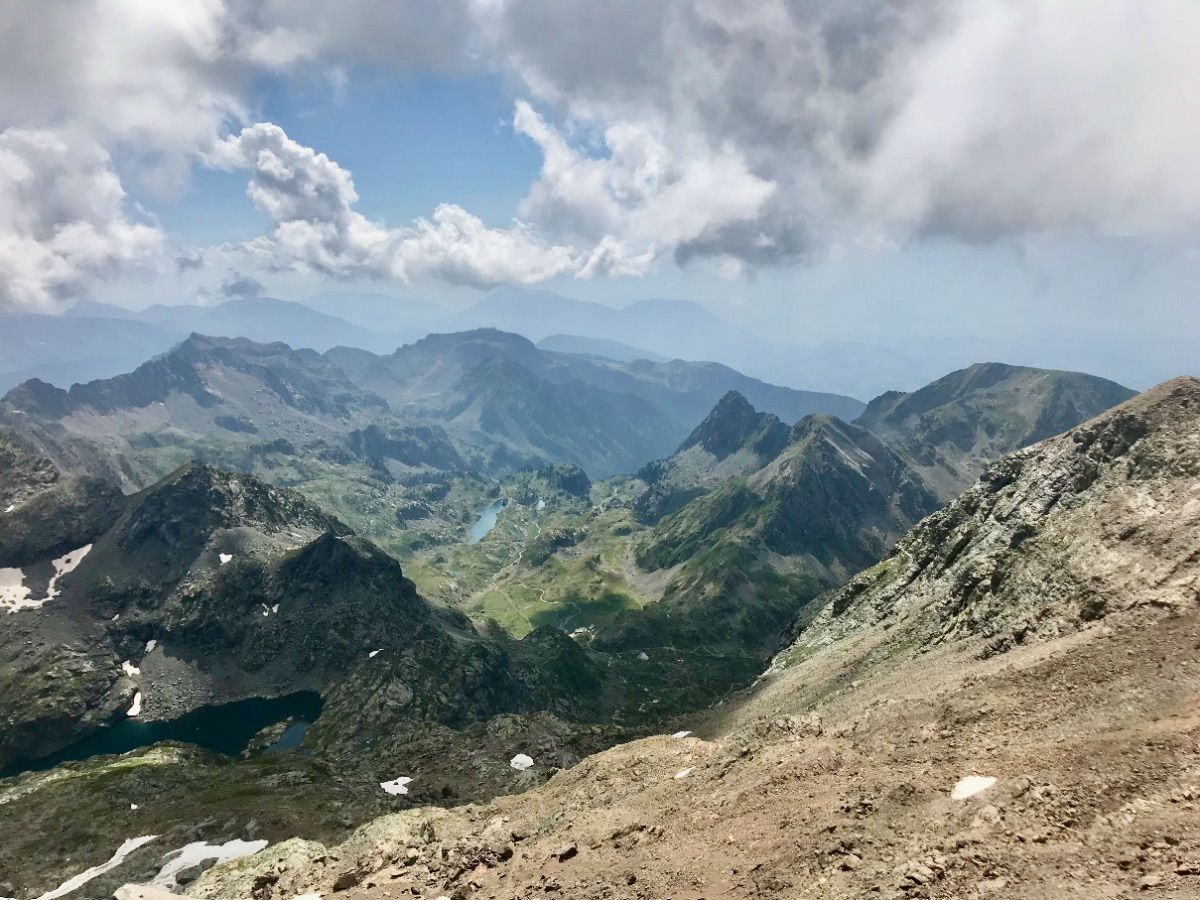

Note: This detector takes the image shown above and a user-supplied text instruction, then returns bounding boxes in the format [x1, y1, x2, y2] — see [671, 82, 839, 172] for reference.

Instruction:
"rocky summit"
[854, 362, 1137, 502]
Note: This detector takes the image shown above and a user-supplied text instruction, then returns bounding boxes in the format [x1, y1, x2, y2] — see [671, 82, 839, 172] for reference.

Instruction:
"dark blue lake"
[0, 691, 323, 779]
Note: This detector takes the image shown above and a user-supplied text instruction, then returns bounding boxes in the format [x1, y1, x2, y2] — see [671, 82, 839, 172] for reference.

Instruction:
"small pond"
[468, 498, 508, 544]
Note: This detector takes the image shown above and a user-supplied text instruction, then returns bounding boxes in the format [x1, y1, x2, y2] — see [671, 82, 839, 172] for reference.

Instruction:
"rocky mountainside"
[855, 362, 1136, 501]
[172, 378, 1200, 900]
[0, 435, 123, 569]
[0, 460, 619, 774]
[587, 409, 939, 704]
[635, 390, 790, 521]
[0, 334, 403, 490]
[636, 412, 938, 581]
[780, 374, 1200, 665]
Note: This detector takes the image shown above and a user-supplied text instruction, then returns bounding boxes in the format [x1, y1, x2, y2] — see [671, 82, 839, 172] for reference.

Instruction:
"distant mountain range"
[0, 297, 412, 395]
[3, 287, 1193, 404]
[0, 328, 863, 484]
[346, 328, 863, 476]
[535, 334, 666, 363]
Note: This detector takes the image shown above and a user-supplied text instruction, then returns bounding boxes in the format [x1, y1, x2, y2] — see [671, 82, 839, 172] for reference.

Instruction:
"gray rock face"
[781, 376, 1200, 665]
[0, 435, 122, 567]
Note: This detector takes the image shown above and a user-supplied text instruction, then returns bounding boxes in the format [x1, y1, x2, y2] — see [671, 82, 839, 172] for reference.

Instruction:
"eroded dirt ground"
[193, 604, 1200, 900]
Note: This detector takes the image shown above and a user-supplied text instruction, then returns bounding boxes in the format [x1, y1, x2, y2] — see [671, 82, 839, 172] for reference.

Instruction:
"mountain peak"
[678, 391, 789, 461]
[855, 361, 1137, 500]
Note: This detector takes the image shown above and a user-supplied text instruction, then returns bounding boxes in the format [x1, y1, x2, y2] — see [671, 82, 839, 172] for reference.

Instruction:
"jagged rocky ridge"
[779, 375, 1200, 665]
[1, 329, 863, 489]
[635, 390, 790, 522]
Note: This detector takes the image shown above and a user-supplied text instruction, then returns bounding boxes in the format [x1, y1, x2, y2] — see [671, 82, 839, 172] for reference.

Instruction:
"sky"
[0, 1, 1197, 371]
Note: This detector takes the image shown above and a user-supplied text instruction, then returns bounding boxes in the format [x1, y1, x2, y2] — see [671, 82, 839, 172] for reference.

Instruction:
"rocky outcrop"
[780, 376, 1200, 665]
[677, 391, 790, 464]
[0, 434, 122, 567]
[750, 414, 940, 576]
[637, 413, 937, 580]
[635, 391, 790, 522]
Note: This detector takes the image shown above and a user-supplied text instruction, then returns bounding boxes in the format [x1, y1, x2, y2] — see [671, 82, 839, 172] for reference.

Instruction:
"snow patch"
[951, 776, 997, 800]
[636, 651, 649, 661]
[260, 603, 270, 617]
[218, 552, 233, 565]
[535, 498, 546, 511]
[0, 566, 31, 610]
[127, 692, 143, 717]
[48, 544, 91, 600]
[0, 543, 92, 612]
[509, 753, 534, 771]
[671, 731, 692, 739]
[121, 661, 140, 678]
[368, 648, 383, 658]
[131, 804, 138, 811]
[674, 768, 693, 780]
[145, 639, 157, 653]
[380, 776, 413, 796]
[4, 503, 14, 513]
[151, 839, 268, 889]
[271, 603, 279, 613]
[32, 834, 158, 900]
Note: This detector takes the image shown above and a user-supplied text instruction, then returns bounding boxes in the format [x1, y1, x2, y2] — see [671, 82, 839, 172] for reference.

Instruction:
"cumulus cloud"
[513, 101, 775, 276]
[0, 1, 475, 192]
[0, 0, 1197, 305]
[0, 127, 164, 311]
[479, 0, 1200, 261]
[210, 122, 576, 288]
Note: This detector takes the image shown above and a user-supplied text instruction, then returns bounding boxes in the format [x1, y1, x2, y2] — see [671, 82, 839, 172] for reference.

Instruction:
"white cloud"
[478, 0, 1200, 262]
[0, 0, 1197, 306]
[0, 127, 164, 311]
[211, 122, 576, 288]
[514, 101, 775, 276]
[857, 0, 1200, 239]
[0, 1, 249, 195]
